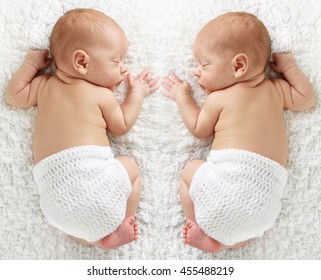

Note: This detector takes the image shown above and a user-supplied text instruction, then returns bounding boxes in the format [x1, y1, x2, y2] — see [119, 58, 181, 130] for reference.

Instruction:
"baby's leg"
[180, 160, 248, 252]
[98, 156, 141, 249]
[180, 160, 223, 253]
[73, 216, 138, 250]
[74, 157, 141, 250]
[116, 156, 142, 218]
[183, 220, 248, 252]
[180, 160, 205, 221]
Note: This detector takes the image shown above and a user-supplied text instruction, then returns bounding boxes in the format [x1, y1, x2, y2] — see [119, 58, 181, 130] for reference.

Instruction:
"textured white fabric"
[190, 149, 288, 246]
[33, 145, 131, 242]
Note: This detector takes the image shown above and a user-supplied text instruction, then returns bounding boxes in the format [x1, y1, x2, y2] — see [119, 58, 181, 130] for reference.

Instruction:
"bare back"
[33, 76, 110, 163]
[212, 79, 288, 167]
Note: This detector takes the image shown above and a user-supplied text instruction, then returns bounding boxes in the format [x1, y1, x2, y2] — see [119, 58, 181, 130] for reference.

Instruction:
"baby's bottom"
[73, 156, 141, 250]
[180, 160, 248, 253]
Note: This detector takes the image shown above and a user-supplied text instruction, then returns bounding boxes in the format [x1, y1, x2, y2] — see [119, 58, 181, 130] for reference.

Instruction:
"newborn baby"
[162, 12, 315, 252]
[6, 8, 159, 249]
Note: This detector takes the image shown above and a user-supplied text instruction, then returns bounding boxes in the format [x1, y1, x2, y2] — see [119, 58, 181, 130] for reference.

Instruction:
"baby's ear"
[72, 50, 89, 75]
[232, 53, 249, 79]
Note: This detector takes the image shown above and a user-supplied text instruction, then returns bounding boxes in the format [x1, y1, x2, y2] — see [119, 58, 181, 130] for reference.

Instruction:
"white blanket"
[0, 0, 320, 259]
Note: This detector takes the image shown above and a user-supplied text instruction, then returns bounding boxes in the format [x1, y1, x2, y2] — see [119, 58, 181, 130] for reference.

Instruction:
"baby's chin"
[198, 84, 211, 94]
[112, 80, 126, 92]
[109, 80, 124, 91]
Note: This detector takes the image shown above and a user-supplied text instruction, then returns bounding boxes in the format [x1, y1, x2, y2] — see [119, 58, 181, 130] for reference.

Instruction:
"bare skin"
[5, 9, 159, 249]
[183, 220, 221, 252]
[183, 220, 248, 252]
[162, 13, 315, 252]
[74, 216, 138, 250]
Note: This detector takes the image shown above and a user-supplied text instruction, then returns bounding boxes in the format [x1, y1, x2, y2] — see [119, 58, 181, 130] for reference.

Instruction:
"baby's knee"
[181, 159, 205, 184]
[117, 156, 139, 171]
[116, 156, 140, 182]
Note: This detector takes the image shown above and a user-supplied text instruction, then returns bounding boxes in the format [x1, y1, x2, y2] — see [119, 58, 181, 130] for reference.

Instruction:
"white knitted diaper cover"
[190, 149, 288, 246]
[33, 145, 131, 242]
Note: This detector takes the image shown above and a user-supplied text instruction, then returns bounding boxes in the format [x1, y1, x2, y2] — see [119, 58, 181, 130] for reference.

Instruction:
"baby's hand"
[270, 53, 297, 74]
[24, 49, 52, 70]
[127, 68, 159, 97]
[161, 72, 191, 101]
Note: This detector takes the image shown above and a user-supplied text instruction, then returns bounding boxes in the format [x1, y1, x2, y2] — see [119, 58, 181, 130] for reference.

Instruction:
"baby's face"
[193, 40, 235, 94]
[87, 27, 128, 91]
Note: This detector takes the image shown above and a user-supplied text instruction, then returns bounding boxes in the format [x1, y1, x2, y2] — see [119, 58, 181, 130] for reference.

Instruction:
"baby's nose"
[193, 67, 201, 78]
[120, 64, 127, 75]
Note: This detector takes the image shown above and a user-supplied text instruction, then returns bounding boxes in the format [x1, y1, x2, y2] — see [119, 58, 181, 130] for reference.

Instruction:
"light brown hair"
[50, 8, 120, 66]
[196, 12, 271, 69]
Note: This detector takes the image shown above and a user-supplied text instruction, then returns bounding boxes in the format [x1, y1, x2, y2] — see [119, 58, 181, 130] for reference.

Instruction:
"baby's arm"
[102, 68, 159, 135]
[270, 53, 315, 111]
[5, 50, 51, 108]
[162, 72, 220, 139]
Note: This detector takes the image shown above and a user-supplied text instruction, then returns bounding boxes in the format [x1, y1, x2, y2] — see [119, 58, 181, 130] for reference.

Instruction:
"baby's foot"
[100, 216, 138, 250]
[183, 220, 221, 253]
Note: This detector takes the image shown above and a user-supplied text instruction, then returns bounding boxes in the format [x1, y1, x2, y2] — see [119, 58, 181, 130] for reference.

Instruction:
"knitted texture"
[33, 145, 131, 242]
[190, 149, 288, 246]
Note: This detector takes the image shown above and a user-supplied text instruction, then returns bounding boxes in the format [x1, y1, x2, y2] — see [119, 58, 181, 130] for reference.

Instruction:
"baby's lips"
[116, 80, 123, 87]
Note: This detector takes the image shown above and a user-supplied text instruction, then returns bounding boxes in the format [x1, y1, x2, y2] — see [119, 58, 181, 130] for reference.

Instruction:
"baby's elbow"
[5, 92, 21, 108]
[5, 94, 32, 108]
[307, 93, 317, 109]
[304, 84, 316, 109]
[192, 129, 213, 140]
[299, 92, 316, 111]
[108, 124, 131, 136]
[5, 92, 14, 106]
[109, 128, 127, 136]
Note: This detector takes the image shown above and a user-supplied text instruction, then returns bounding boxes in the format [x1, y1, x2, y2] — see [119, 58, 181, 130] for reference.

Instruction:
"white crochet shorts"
[190, 149, 288, 246]
[33, 145, 131, 242]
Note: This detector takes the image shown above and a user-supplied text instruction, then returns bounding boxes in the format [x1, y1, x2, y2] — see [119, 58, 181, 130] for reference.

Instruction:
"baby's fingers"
[162, 76, 176, 87]
[161, 80, 172, 91]
[147, 76, 160, 93]
[136, 67, 150, 80]
[169, 72, 182, 83]
[148, 76, 160, 88]
[126, 72, 134, 88]
[149, 83, 160, 93]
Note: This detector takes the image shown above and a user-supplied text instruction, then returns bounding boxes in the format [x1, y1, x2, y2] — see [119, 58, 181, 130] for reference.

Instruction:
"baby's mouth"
[198, 83, 205, 90]
[115, 78, 124, 87]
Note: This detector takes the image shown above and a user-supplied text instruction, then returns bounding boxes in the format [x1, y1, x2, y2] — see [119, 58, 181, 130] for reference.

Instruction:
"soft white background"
[0, 0, 320, 259]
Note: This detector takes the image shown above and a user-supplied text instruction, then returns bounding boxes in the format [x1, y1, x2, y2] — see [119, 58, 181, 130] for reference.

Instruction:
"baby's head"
[50, 9, 128, 90]
[193, 12, 271, 93]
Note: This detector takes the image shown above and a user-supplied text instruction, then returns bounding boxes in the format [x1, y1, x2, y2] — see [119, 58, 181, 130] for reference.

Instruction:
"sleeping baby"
[162, 12, 315, 252]
[5, 8, 159, 249]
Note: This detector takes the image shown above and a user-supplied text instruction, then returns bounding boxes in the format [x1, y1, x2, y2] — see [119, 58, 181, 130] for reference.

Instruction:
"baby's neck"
[238, 72, 266, 88]
[55, 68, 83, 84]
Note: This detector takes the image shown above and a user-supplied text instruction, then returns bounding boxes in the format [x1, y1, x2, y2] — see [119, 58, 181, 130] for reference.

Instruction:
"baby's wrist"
[282, 63, 298, 75]
[175, 93, 190, 103]
[129, 90, 145, 100]
[23, 59, 40, 71]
